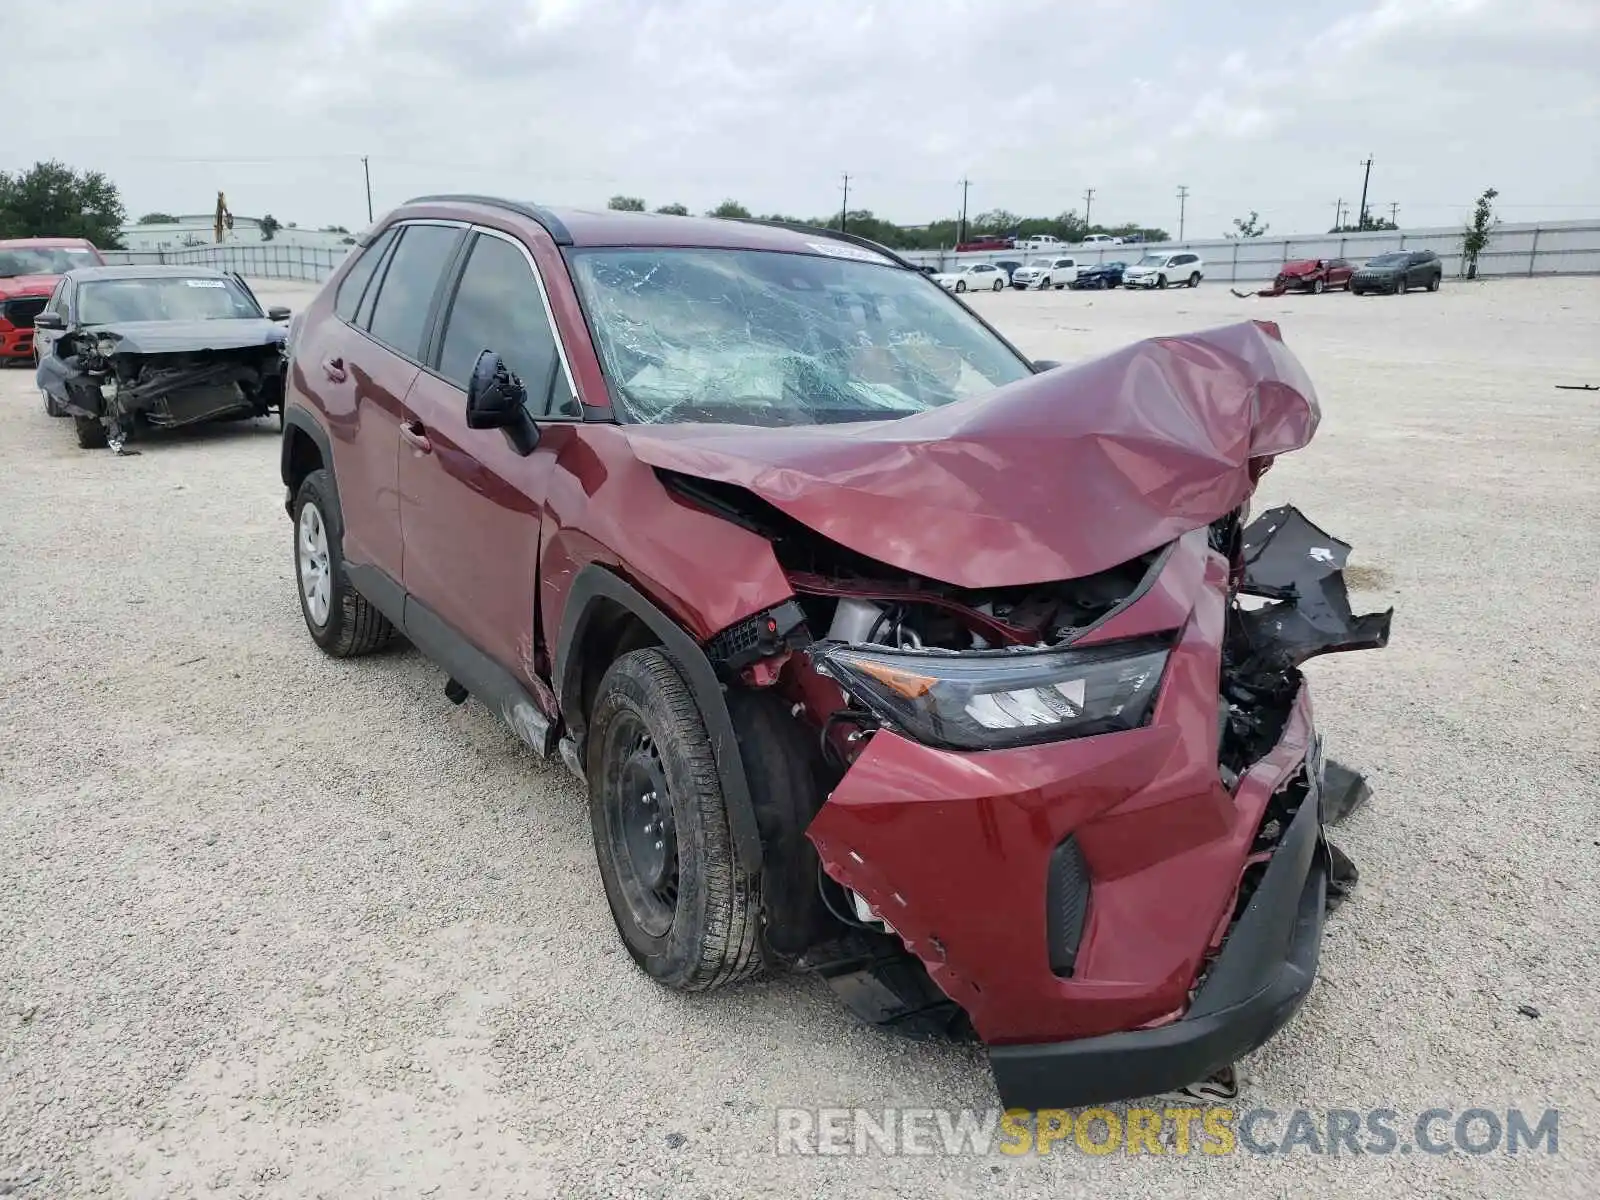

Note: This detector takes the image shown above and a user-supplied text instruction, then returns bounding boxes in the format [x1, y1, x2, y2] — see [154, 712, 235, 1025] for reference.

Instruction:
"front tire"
[1156, 274, 1168, 289]
[954, 280, 966, 293]
[74, 415, 108, 449]
[1311, 278, 1325, 295]
[292, 469, 395, 657]
[589, 648, 763, 991]
[1427, 273, 1441, 292]
[1392, 275, 1405, 295]
[42, 388, 65, 417]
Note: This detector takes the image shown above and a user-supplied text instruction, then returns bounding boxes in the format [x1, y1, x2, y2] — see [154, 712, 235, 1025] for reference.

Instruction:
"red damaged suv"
[0, 238, 106, 361]
[280, 196, 1391, 1107]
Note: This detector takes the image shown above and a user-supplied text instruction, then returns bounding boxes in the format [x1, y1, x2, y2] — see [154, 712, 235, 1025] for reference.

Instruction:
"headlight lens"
[811, 635, 1171, 751]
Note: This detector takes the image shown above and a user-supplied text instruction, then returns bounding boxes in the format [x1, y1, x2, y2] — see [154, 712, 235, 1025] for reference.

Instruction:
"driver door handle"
[321, 355, 346, 383]
[400, 419, 433, 454]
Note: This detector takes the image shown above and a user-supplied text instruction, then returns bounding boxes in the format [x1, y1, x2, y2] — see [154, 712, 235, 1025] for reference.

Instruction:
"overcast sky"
[12, 0, 1598, 239]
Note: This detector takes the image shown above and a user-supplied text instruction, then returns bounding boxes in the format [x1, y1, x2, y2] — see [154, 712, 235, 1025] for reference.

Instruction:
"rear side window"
[334, 227, 397, 322]
[366, 224, 462, 359]
[437, 233, 577, 417]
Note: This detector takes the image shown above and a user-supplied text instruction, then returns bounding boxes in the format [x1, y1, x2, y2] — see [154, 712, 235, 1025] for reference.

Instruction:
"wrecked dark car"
[35, 265, 289, 453]
[280, 198, 1392, 1108]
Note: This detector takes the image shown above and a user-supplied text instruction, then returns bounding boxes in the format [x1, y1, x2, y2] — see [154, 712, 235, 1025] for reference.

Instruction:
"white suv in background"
[1082, 233, 1123, 246]
[1123, 251, 1204, 289]
[1010, 256, 1082, 290]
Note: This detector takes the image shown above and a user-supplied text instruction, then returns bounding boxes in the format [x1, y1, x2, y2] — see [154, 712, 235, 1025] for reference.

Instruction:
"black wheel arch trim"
[555, 564, 764, 874]
[281, 404, 337, 520]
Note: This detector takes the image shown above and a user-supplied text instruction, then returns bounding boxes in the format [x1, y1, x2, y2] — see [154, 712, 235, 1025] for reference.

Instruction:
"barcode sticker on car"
[184, 279, 227, 288]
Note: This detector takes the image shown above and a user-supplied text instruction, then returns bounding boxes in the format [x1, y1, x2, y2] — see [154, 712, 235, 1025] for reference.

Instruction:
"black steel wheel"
[588, 649, 762, 990]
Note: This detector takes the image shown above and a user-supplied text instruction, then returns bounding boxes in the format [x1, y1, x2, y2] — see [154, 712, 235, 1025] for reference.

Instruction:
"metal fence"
[98, 242, 349, 283]
[900, 220, 1600, 284]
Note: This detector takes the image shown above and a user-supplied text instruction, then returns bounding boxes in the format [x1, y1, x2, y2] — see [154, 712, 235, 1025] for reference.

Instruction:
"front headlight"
[811, 635, 1171, 751]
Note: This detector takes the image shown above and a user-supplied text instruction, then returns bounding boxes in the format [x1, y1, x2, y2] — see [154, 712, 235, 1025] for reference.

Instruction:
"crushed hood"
[92, 319, 287, 355]
[1278, 260, 1319, 276]
[625, 320, 1321, 589]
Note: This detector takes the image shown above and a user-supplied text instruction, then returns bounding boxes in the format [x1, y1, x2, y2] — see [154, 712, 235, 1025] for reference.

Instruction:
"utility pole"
[361, 156, 373, 224]
[1176, 185, 1189, 241]
[839, 174, 850, 232]
[1333, 198, 1345, 230]
[957, 178, 971, 246]
[1083, 187, 1095, 229]
[1357, 155, 1373, 229]
[1389, 201, 1400, 226]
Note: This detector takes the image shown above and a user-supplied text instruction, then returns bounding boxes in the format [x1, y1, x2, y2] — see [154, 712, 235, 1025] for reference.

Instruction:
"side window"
[334, 226, 397, 322]
[436, 233, 578, 418]
[366, 224, 462, 359]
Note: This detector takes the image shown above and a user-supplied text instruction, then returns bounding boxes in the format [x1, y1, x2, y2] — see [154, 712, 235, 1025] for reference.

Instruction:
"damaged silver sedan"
[34, 265, 289, 454]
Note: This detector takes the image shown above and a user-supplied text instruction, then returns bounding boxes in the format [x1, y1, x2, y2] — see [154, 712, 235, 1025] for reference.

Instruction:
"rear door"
[300, 220, 463, 580]
[397, 226, 581, 685]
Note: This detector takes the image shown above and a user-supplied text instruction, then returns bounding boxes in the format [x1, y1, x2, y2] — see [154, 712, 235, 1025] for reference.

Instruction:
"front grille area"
[2, 296, 48, 328]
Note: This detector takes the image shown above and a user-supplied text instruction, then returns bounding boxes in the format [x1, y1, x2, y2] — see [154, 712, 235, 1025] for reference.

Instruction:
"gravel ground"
[2, 275, 1597, 1199]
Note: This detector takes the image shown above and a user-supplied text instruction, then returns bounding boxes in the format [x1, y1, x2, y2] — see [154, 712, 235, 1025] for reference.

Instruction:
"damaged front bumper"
[802, 508, 1389, 1109]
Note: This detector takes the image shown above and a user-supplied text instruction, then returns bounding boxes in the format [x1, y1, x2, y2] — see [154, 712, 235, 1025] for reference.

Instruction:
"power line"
[1176, 186, 1189, 241]
[958, 178, 971, 246]
[361, 156, 373, 224]
[1083, 187, 1095, 227]
[1357, 155, 1374, 227]
[1334, 198, 1345, 229]
[840, 173, 850, 233]
[1389, 201, 1400, 224]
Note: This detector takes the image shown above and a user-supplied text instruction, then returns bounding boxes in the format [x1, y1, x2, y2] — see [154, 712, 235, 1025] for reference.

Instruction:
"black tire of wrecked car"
[41, 387, 66, 418]
[292, 468, 395, 657]
[588, 648, 763, 991]
[74, 415, 108, 450]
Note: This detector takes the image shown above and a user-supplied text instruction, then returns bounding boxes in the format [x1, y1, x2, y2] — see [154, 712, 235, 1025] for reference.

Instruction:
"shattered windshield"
[0, 247, 99, 277]
[567, 247, 1033, 426]
[79, 277, 262, 325]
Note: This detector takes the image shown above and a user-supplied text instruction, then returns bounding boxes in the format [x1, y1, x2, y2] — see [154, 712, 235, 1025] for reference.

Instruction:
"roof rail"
[402, 194, 572, 245]
[735, 219, 917, 270]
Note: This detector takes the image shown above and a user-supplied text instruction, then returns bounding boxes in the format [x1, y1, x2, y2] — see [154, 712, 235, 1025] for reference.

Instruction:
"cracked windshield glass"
[568, 247, 1032, 425]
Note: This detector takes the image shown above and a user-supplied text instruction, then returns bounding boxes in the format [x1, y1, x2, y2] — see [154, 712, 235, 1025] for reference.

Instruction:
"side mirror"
[1033, 359, 1063, 372]
[267, 305, 291, 321]
[33, 311, 65, 331]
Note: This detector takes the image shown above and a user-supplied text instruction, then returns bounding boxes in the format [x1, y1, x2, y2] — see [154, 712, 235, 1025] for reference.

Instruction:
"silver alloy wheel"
[298, 501, 332, 627]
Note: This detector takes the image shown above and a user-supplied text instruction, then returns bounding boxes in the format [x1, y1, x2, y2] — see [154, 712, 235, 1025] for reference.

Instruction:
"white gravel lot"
[2, 275, 1597, 1199]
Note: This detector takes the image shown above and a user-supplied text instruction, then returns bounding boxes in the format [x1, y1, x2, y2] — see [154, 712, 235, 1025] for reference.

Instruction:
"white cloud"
[8, 0, 1597, 238]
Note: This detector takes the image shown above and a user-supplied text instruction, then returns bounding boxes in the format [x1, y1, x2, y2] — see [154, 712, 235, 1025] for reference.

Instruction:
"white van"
[1014, 234, 1061, 251]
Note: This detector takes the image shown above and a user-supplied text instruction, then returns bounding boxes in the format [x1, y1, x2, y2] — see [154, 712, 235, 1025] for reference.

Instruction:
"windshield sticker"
[806, 242, 893, 266]
[184, 279, 227, 288]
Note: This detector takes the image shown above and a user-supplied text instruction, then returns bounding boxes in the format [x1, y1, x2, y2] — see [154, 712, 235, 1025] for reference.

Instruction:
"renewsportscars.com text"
[775, 1106, 1560, 1157]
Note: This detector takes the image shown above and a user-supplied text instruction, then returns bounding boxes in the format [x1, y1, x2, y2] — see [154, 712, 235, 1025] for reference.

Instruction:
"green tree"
[1461, 187, 1499, 279]
[654, 203, 689, 215]
[1226, 211, 1270, 239]
[259, 213, 281, 241]
[0, 160, 127, 247]
[1330, 215, 1399, 234]
[607, 195, 647, 211]
[707, 199, 751, 219]
[137, 212, 178, 225]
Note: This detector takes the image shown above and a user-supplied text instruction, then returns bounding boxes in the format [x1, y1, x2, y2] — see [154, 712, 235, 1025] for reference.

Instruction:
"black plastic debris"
[1237, 505, 1393, 669]
[1517, 1005, 1541, 1019]
[1322, 759, 1373, 825]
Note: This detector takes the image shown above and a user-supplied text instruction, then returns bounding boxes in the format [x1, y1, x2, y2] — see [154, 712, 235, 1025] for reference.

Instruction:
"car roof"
[65, 264, 233, 282]
[0, 237, 98, 249]
[396, 194, 912, 265]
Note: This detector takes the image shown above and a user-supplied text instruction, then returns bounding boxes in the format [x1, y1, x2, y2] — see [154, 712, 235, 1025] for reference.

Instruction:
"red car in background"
[1273, 258, 1353, 294]
[956, 235, 1014, 252]
[0, 238, 107, 361]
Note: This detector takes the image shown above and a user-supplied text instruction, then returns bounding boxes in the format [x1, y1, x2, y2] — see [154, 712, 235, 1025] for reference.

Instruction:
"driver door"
[397, 226, 580, 686]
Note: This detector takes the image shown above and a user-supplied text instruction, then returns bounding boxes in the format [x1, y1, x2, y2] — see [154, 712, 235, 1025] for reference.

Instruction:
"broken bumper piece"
[989, 763, 1327, 1110]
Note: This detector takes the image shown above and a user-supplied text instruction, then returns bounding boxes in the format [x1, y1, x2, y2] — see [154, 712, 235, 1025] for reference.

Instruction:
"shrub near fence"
[98, 242, 349, 283]
[901, 219, 1600, 284]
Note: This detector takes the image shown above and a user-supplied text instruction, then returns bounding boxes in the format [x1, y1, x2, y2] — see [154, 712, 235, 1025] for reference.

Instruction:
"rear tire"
[589, 649, 763, 991]
[992, 277, 1004, 291]
[74, 415, 108, 450]
[292, 469, 395, 657]
[1427, 273, 1441, 292]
